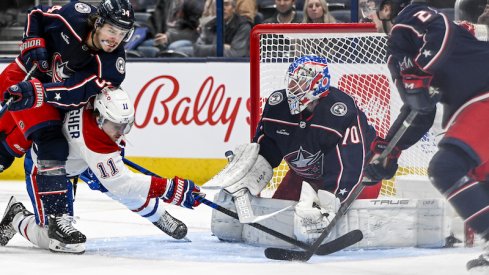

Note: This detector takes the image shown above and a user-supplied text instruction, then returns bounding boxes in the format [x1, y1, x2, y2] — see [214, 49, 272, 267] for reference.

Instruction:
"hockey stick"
[0, 65, 37, 118]
[122, 157, 363, 254]
[264, 110, 419, 261]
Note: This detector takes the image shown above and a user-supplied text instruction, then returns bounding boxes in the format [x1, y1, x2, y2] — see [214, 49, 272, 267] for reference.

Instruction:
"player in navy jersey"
[0, 0, 134, 252]
[365, 1, 489, 272]
[253, 55, 381, 202]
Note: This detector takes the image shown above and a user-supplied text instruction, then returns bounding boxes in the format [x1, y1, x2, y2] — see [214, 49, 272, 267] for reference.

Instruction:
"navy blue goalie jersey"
[253, 87, 377, 198]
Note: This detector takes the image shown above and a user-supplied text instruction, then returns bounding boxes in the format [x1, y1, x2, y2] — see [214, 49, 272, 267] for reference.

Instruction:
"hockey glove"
[162, 177, 202, 209]
[20, 37, 49, 73]
[400, 67, 437, 114]
[364, 137, 402, 182]
[3, 79, 45, 111]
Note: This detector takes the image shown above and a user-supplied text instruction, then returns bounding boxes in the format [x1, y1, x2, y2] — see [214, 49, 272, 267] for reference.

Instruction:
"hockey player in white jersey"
[0, 87, 202, 253]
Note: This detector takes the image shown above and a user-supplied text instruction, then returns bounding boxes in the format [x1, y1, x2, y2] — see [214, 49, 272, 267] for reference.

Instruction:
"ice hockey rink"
[0, 180, 481, 275]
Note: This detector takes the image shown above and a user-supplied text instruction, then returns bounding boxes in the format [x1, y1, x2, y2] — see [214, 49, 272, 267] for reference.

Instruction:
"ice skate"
[467, 240, 489, 274]
[0, 196, 29, 246]
[153, 211, 188, 239]
[48, 214, 86, 254]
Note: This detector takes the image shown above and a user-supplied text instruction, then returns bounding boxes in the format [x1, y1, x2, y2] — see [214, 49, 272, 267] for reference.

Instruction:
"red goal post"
[249, 23, 441, 197]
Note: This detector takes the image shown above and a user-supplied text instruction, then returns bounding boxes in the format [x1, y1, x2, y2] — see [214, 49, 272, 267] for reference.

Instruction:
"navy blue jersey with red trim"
[253, 87, 376, 195]
[387, 2, 489, 145]
[20, 2, 126, 109]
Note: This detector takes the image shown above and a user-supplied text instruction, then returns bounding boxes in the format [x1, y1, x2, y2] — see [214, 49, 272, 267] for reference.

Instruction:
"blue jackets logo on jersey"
[285, 147, 324, 179]
[116, 57, 125, 74]
[75, 3, 91, 13]
[330, 102, 347, 116]
[268, 91, 283, 106]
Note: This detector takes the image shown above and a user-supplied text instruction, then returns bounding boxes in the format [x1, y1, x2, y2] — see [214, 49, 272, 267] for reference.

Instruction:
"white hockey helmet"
[94, 87, 134, 135]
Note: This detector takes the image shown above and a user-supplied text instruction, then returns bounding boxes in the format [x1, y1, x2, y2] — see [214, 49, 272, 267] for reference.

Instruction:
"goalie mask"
[94, 87, 135, 142]
[285, 56, 331, 115]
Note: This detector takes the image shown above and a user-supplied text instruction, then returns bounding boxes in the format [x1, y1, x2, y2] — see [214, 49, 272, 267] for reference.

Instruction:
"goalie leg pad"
[211, 190, 244, 242]
[335, 198, 450, 248]
[211, 190, 298, 247]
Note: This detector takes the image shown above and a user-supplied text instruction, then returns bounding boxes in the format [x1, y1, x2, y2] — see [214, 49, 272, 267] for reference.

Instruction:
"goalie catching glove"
[364, 137, 402, 182]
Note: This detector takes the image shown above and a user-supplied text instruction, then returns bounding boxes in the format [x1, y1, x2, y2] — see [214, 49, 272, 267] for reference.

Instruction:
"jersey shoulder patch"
[330, 102, 348, 116]
[74, 2, 92, 13]
[95, 48, 126, 85]
[268, 91, 284, 105]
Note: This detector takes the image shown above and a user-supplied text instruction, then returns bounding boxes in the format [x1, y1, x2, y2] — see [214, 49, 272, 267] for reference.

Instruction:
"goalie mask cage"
[250, 23, 441, 198]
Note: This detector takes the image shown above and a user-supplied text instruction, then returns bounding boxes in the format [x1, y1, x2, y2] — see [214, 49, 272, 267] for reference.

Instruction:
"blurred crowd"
[1, 0, 488, 58]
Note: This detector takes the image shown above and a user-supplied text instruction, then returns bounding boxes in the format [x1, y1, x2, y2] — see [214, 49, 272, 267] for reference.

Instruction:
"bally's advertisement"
[1, 61, 252, 183]
[123, 62, 251, 183]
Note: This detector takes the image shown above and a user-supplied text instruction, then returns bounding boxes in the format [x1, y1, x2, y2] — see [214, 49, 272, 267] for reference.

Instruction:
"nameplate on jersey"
[67, 109, 82, 139]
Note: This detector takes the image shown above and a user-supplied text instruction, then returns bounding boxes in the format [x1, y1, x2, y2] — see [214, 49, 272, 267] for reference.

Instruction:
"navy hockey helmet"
[456, 0, 486, 23]
[285, 56, 331, 115]
[97, 0, 135, 41]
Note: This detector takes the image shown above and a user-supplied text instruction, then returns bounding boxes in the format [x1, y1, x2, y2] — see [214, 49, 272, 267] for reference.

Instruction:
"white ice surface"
[0, 180, 481, 275]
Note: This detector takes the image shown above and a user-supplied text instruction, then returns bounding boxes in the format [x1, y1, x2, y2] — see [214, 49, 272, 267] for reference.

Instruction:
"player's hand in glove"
[400, 66, 438, 114]
[162, 176, 202, 209]
[364, 137, 402, 182]
[20, 37, 49, 72]
[3, 79, 45, 111]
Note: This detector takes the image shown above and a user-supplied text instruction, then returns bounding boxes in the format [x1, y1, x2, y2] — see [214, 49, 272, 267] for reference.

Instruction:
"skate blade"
[49, 239, 85, 254]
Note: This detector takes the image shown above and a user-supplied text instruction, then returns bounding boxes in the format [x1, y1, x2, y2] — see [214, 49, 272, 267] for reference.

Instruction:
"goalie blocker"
[211, 190, 451, 249]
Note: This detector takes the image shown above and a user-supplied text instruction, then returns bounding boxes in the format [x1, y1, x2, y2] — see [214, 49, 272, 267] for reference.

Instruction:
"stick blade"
[316, 229, 363, 255]
[264, 230, 363, 261]
[264, 247, 312, 261]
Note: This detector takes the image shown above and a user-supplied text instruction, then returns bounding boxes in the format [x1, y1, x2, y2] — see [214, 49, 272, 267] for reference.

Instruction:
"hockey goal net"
[250, 23, 441, 198]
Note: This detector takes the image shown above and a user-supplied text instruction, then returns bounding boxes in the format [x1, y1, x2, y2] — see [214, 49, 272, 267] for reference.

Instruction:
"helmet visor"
[102, 119, 133, 135]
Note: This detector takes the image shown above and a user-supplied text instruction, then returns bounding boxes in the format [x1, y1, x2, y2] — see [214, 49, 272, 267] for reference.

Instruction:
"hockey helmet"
[379, 0, 411, 20]
[285, 56, 331, 115]
[94, 87, 135, 136]
[97, 0, 135, 41]
[456, 0, 486, 23]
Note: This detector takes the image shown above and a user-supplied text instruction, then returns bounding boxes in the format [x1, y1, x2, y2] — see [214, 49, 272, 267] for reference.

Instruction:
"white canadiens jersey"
[61, 105, 151, 200]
